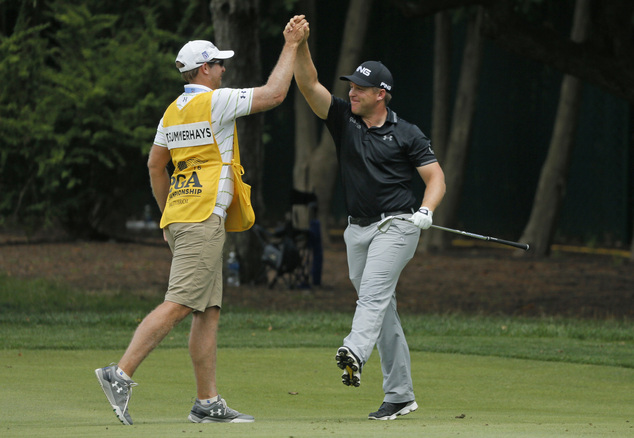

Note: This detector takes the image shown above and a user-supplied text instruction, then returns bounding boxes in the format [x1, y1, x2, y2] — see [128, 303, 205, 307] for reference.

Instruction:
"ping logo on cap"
[341, 61, 393, 92]
[357, 66, 372, 76]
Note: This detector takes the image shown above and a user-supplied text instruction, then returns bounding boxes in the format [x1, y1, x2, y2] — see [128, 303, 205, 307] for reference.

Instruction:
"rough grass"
[1, 274, 634, 368]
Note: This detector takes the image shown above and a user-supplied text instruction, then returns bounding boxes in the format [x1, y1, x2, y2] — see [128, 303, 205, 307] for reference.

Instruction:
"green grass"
[1, 274, 633, 367]
[1, 348, 632, 437]
[2, 306, 633, 368]
[1, 274, 634, 436]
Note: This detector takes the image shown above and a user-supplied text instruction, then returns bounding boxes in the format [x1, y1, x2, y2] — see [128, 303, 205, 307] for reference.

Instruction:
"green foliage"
[512, 0, 576, 26]
[260, 0, 299, 38]
[0, 1, 188, 237]
[513, 0, 547, 15]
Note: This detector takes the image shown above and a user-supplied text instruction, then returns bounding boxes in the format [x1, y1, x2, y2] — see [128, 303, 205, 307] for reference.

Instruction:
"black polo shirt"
[325, 95, 437, 218]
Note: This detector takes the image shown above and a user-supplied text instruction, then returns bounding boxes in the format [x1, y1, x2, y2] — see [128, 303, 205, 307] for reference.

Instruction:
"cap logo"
[202, 51, 210, 60]
[356, 66, 372, 77]
[380, 82, 392, 91]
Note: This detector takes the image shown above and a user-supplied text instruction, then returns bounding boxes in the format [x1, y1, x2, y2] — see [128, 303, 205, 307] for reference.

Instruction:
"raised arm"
[293, 30, 332, 120]
[249, 15, 309, 114]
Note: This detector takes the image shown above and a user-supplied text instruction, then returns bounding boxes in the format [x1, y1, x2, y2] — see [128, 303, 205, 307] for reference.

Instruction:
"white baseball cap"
[175, 40, 234, 72]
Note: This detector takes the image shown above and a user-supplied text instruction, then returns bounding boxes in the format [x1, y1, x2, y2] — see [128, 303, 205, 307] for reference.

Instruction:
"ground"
[1, 236, 632, 319]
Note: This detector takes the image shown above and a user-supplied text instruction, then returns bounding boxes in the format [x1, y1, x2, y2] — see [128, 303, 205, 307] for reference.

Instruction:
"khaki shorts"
[164, 214, 225, 312]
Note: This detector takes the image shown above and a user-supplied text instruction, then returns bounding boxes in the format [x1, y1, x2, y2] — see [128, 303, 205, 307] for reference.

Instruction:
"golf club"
[377, 216, 530, 251]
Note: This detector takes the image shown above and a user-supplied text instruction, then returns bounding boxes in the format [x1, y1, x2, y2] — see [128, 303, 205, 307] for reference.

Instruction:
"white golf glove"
[411, 207, 433, 230]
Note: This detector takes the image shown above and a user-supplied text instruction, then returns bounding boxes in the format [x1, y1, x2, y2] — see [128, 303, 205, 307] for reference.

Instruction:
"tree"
[395, 0, 634, 104]
[631, 221, 634, 262]
[209, 0, 264, 282]
[518, 0, 592, 256]
[417, 9, 452, 253]
[395, 0, 633, 257]
[295, 0, 374, 246]
[430, 11, 452, 166]
[0, 2, 177, 238]
[292, 0, 317, 194]
[425, 7, 485, 251]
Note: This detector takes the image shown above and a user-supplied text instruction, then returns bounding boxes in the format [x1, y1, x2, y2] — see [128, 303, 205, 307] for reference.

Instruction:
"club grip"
[490, 237, 530, 251]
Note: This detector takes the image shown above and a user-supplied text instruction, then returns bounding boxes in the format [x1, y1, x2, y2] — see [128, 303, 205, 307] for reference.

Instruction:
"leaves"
[0, 1, 185, 236]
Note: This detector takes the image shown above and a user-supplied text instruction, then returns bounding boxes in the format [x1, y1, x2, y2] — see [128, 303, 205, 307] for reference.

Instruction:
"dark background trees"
[0, 0, 212, 238]
[1, 0, 632, 267]
[390, 0, 632, 257]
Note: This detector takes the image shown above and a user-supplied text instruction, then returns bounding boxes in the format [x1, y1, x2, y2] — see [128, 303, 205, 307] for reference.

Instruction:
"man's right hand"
[285, 15, 309, 44]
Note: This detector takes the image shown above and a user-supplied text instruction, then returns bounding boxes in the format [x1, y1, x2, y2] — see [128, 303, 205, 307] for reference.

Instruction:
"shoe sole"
[368, 401, 419, 420]
[188, 414, 255, 423]
[95, 368, 132, 426]
[335, 347, 361, 387]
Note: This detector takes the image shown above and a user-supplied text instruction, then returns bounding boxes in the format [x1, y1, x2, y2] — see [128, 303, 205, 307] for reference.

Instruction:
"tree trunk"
[293, 91, 318, 191]
[293, 0, 318, 193]
[432, 11, 452, 164]
[428, 7, 484, 251]
[519, 0, 591, 257]
[210, 0, 263, 282]
[419, 10, 452, 252]
[630, 217, 634, 262]
[303, 0, 374, 246]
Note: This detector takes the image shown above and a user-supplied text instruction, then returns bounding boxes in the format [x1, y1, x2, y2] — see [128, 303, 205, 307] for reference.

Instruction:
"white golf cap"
[175, 40, 234, 72]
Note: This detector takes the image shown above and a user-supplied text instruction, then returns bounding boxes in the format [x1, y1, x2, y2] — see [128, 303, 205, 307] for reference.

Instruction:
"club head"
[376, 217, 394, 233]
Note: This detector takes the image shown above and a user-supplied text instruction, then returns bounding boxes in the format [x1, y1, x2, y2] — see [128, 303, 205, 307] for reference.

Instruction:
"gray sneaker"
[95, 365, 137, 425]
[335, 346, 362, 387]
[188, 396, 255, 423]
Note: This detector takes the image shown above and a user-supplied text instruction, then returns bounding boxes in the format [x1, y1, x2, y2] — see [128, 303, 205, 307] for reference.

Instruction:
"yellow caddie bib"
[159, 91, 254, 232]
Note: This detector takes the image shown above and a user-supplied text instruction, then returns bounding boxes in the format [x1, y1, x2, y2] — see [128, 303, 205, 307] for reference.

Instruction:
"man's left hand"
[411, 207, 433, 230]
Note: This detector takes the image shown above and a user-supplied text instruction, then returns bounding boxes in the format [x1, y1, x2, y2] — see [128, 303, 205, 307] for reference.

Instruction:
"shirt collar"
[184, 84, 212, 94]
[350, 106, 398, 129]
[386, 107, 398, 124]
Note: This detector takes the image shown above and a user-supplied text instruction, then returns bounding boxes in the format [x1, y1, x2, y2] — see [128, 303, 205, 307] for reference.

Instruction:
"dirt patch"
[1, 238, 632, 319]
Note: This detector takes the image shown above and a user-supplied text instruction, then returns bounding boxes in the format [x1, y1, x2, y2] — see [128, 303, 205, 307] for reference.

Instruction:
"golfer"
[95, 16, 309, 425]
[292, 20, 446, 420]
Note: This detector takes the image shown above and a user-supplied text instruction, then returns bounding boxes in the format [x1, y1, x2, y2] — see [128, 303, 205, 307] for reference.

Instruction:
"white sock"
[200, 395, 220, 406]
[116, 367, 132, 382]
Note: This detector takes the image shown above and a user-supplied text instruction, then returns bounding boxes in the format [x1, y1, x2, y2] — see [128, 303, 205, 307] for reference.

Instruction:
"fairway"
[1, 348, 632, 437]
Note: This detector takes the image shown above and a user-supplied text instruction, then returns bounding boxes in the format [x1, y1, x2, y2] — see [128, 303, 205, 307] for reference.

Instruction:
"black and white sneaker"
[188, 396, 254, 423]
[335, 346, 362, 387]
[368, 400, 418, 420]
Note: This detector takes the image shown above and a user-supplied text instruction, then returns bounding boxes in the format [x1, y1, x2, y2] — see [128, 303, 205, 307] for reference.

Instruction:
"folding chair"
[252, 189, 322, 289]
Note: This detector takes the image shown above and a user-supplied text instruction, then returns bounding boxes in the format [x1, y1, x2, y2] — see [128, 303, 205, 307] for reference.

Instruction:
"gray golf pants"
[343, 214, 419, 403]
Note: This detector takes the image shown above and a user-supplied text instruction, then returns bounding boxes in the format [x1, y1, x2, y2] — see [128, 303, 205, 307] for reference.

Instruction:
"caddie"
[95, 16, 309, 425]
